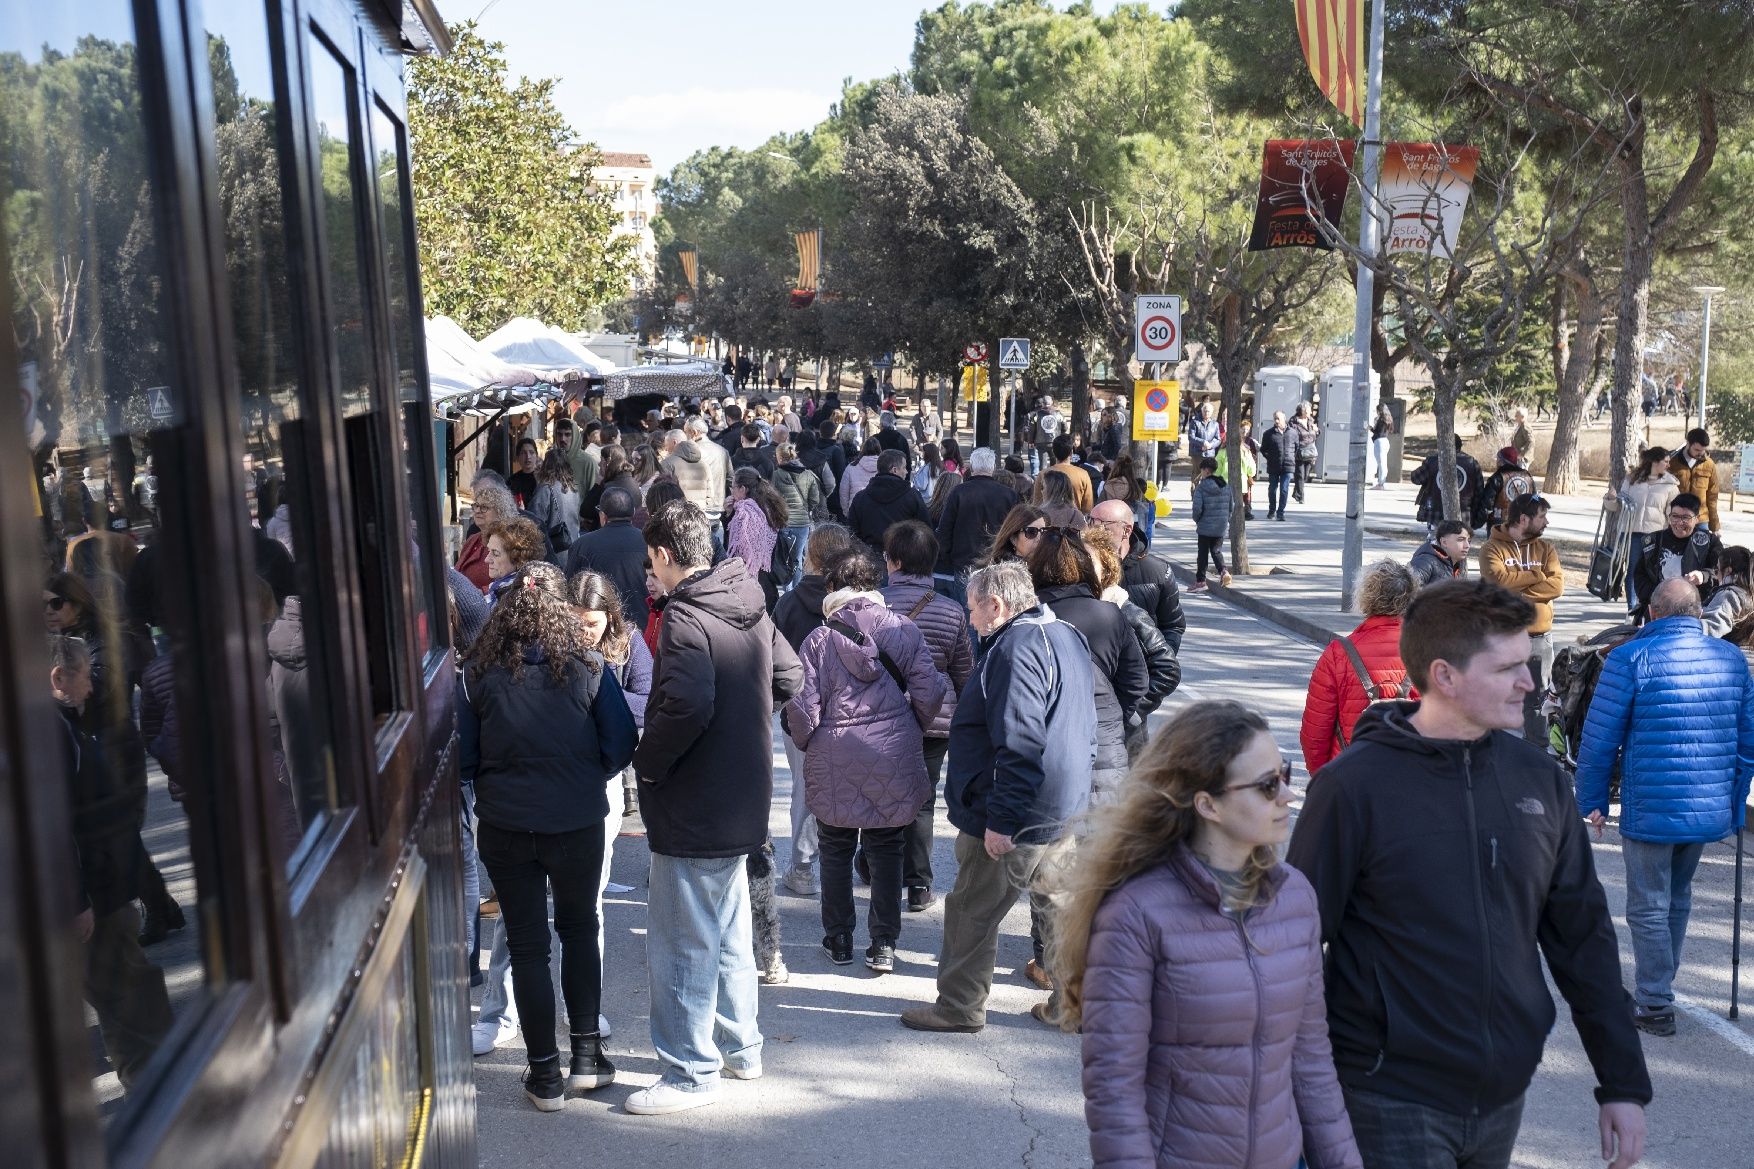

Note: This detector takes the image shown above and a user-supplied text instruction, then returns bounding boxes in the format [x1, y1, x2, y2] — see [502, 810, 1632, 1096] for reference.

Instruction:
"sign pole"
[1340, 0, 1387, 610]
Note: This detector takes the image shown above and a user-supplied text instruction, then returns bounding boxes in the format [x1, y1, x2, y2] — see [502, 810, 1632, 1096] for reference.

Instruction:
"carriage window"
[208, 2, 346, 873]
[309, 33, 403, 719]
[5, 3, 220, 1130]
[370, 101, 439, 665]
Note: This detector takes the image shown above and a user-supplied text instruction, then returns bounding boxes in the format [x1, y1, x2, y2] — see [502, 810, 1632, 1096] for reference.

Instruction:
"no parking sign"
[1132, 379, 1180, 442]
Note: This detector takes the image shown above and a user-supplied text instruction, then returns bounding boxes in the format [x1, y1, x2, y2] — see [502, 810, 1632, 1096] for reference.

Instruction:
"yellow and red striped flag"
[793, 228, 821, 292]
[1294, 0, 1365, 128]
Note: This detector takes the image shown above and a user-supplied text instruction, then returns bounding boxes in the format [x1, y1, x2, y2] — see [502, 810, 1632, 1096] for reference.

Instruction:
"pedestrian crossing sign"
[998, 338, 1031, 369]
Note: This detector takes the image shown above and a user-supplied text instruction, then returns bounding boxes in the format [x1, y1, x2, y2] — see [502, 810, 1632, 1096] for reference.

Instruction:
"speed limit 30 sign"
[1135, 294, 1182, 363]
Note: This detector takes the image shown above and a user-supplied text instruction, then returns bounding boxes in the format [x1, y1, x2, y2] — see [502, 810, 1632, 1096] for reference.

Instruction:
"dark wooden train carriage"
[0, 1, 474, 1166]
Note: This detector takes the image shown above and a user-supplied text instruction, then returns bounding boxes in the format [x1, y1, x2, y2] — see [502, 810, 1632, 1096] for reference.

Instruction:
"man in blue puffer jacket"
[1576, 577, 1754, 1037]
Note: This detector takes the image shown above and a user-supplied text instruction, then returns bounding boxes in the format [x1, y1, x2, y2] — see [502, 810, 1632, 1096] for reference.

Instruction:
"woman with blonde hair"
[1298, 558, 1416, 776]
[1051, 700, 1361, 1169]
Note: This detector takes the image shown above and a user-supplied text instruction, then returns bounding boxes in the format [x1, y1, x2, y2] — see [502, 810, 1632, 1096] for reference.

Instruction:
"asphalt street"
[471, 587, 1754, 1169]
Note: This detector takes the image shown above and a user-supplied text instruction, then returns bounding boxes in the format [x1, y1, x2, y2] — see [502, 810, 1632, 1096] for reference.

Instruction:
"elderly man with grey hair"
[1575, 574, 1754, 1038]
[901, 561, 1097, 1034]
[932, 446, 1021, 604]
[664, 416, 732, 544]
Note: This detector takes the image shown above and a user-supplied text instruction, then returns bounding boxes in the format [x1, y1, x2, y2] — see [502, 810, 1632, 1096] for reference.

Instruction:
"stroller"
[1543, 622, 1637, 772]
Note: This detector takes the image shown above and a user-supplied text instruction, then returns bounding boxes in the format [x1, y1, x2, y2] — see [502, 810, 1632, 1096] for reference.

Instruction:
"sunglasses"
[1019, 524, 1048, 539]
[44, 596, 68, 611]
[1222, 760, 1294, 799]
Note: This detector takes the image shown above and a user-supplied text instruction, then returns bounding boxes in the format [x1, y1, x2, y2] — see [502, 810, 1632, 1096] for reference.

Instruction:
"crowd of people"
[449, 388, 1191, 1118]
[435, 378, 1754, 1169]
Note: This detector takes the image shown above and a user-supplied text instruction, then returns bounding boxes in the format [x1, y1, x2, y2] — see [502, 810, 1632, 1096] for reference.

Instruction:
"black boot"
[524, 1055, 565, 1112]
[568, 1031, 615, 1091]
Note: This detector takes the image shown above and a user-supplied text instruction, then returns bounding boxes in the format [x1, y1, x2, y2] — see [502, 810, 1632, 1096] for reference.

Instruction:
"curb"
[1159, 555, 1339, 646]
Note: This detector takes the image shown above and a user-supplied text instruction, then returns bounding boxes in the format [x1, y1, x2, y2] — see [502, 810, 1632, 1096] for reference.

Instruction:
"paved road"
[472, 587, 1754, 1169]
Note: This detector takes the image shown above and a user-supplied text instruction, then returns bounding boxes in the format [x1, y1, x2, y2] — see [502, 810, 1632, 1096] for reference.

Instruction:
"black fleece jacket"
[1287, 702, 1652, 1114]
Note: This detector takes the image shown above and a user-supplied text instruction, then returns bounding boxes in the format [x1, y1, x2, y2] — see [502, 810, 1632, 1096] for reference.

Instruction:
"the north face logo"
[1517, 797, 1545, 816]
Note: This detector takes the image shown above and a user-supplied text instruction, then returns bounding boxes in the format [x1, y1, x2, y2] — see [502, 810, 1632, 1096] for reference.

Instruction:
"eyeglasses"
[1222, 760, 1294, 799]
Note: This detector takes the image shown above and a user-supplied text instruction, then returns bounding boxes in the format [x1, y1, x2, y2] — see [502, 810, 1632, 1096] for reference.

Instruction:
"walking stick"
[1732, 826, 1745, 1021]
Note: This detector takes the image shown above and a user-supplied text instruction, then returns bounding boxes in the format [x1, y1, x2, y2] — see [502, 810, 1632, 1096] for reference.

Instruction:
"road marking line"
[1674, 994, 1754, 1058]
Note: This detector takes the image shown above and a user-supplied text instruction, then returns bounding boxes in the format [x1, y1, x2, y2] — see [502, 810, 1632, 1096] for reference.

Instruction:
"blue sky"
[465, 0, 981, 178]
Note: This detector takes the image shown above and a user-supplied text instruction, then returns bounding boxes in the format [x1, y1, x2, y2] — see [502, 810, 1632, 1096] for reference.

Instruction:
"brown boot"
[899, 1005, 983, 1033]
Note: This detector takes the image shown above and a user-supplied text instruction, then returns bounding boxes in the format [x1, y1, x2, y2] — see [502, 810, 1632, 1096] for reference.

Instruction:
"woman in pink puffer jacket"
[1050, 700, 1362, 1169]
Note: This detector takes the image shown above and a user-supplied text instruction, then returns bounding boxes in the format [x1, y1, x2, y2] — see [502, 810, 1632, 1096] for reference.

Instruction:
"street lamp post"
[1695, 285, 1726, 433]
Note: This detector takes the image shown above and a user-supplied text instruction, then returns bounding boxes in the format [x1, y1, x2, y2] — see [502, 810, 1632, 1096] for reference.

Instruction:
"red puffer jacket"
[1300, 615, 1414, 776]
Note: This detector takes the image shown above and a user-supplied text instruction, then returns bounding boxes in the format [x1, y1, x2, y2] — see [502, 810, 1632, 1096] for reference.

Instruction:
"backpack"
[1334, 636, 1405, 747]
[770, 528, 800, 587]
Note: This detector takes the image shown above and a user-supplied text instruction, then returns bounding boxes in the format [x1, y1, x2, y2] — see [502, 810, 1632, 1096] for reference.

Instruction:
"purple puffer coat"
[880, 572, 974, 739]
[1082, 846, 1362, 1169]
[785, 594, 948, 828]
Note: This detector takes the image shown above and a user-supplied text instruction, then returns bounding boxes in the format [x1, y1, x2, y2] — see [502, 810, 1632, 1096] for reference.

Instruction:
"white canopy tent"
[424, 316, 554, 413]
[480, 317, 616, 383]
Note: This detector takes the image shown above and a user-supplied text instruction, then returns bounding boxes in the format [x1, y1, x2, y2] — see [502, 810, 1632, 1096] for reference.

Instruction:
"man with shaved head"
[1090, 498, 1184, 654]
[1576, 574, 1754, 1038]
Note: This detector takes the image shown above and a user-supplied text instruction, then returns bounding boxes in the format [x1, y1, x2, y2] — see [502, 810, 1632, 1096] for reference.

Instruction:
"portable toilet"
[1317, 365, 1381, 481]
[1252, 366, 1315, 439]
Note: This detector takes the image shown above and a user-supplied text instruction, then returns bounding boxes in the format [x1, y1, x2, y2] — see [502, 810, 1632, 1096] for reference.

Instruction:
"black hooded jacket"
[633, 558, 803, 857]
[847, 473, 931, 557]
[1287, 702, 1652, 1114]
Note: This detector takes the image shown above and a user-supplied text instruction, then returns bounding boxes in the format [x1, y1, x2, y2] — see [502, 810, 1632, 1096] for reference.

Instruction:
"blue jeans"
[461, 782, 479, 965]
[932, 572, 966, 609]
[782, 524, 810, 589]
[1344, 1086, 1525, 1169]
[1267, 471, 1291, 516]
[646, 852, 762, 1089]
[1622, 837, 1706, 1009]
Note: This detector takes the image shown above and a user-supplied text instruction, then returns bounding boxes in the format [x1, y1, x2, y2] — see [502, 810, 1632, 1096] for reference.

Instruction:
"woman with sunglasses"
[979, 504, 1050, 568]
[1050, 701, 1362, 1169]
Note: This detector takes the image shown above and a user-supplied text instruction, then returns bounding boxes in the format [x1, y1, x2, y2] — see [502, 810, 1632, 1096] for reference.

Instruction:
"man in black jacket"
[565, 485, 649, 629]
[1629, 492, 1719, 622]
[848, 450, 930, 559]
[932, 448, 1020, 600]
[629, 502, 802, 1115]
[1090, 500, 1185, 654]
[1287, 579, 1650, 1169]
[53, 634, 173, 1090]
[1259, 410, 1294, 520]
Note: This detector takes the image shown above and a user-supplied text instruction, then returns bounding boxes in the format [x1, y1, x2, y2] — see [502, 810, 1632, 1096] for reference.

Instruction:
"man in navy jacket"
[900, 560, 1096, 1034]
[1576, 577, 1754, 1037]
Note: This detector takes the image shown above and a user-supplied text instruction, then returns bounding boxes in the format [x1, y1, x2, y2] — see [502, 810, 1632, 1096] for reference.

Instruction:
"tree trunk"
[1543, 262, 1604, 495]
[1550, 278, 1568, 396]
[1070, 343, 1091, 457]
[1221, 295, 1248, 575]
[1433, 371, 1462, 522]
[1608, 138, 1655, 494]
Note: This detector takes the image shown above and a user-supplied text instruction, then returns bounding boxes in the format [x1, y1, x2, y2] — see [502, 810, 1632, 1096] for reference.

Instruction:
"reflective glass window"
[370, 100, 437, 665]
[4, 2, 218, 1125]
[308, 32, 401, 720]
[207, 1, 345, 873]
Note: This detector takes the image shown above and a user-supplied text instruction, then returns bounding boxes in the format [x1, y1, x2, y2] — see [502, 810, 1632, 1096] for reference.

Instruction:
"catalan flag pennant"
[677, 247, 699, 290]
[1294, 0, 1365, 128]
[794, 228, 821, 293]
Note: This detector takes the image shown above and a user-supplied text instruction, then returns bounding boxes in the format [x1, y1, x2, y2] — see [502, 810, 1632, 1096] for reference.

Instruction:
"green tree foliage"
[407, 23, 635, 335]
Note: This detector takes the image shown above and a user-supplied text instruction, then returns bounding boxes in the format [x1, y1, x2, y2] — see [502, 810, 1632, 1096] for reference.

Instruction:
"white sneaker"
[625, 1082, 720, 1115]
[598, 1013, 612, 1040]
[722, 1062, 763, 1081]
[472, 1016, 519, 1056]
[781, 865, 818, 896]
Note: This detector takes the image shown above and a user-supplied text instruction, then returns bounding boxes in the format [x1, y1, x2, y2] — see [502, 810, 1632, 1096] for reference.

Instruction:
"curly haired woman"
[1050, 701, 1361, 1169]
[459, 561, 637, 1111]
